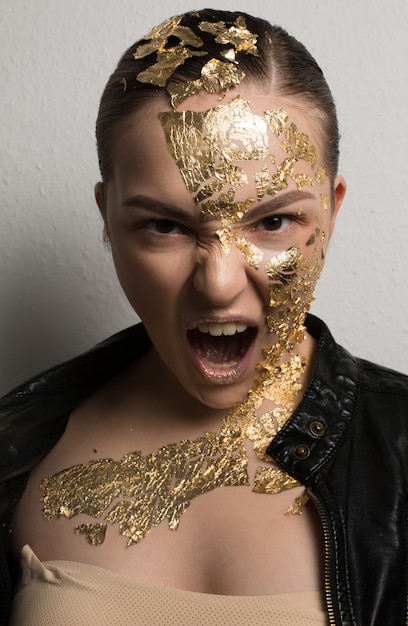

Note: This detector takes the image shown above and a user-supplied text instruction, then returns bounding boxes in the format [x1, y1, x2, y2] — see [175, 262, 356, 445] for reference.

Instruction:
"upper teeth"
[196, 322, 248, 336]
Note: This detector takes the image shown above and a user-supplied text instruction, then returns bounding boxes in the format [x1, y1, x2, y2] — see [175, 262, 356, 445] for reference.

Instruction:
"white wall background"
[1, 0, 407, 395]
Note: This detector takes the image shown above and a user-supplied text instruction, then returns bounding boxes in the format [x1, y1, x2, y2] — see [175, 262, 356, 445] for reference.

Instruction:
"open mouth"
[187, 322, 257, 383]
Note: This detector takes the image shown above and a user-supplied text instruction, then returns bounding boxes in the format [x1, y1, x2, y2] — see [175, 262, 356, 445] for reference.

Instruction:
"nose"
[193, 243, 248, 307]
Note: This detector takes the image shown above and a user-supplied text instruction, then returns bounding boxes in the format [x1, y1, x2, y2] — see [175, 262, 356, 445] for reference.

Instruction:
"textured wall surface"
[0, 0, 407, 395]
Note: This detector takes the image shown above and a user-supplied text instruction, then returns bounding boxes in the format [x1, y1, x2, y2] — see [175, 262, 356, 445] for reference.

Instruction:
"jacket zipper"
[307, 488, 336, 625]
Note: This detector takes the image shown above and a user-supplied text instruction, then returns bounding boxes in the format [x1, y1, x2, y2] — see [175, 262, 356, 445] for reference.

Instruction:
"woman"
[1, 8, 407, 625]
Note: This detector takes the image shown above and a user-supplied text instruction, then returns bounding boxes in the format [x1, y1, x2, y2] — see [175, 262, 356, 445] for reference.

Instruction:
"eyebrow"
[253, 190, 315, 213]
[122, 195, 192, 221]
[122, 189, 315, 219]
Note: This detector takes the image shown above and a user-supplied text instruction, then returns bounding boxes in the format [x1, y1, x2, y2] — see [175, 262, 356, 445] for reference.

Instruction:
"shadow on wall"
[0, 223, 120, 397]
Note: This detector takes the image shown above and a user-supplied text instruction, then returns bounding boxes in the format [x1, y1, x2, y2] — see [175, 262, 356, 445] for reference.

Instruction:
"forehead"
[113, 88, 325, 176]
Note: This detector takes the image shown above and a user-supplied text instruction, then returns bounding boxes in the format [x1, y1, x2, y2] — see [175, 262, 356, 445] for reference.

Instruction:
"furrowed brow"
[122, 195, 189, 221]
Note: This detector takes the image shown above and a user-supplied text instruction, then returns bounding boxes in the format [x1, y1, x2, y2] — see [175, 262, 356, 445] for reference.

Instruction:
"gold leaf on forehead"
[134, 16, 204, 59]
[266, 157, 295, 197]
[291, 173, 314, 190]
[320, 193, 329, 210]
[160, 99, 269, 204]
[255, 167, 270, 201]
[281, 123, 318, 167]
[264, 109, 288, 137]
[315, 165, 328, 184]
[199, 16, 259, 56]
[204, 98, 269, 161]
[235, 236, 263, 268]
[137, 46, 207, 87]
[201, 58, 245, 93]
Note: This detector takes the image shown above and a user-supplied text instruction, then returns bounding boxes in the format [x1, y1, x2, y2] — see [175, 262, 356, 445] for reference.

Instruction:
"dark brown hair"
[96, 8, 339, 185]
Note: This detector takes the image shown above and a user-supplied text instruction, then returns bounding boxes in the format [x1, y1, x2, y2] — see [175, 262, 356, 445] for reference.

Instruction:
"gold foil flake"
[320, 193, 329, 210]
[160, 99, 269, 212]
[215, 227, 233, 254]
[75, 523, 107, 545]
[168, 59, 245, 108]
[134, 16, 204, 59]
[41, 432, 249, 546]
[120, 78, 127, 91]
[199, 16, 259, 56]
[200, 59, 245, 94]
[136, 46, 207, 87]
[264, 109, 288, 137]
[315, 166, 328, 185]
[284, 492, 309, 515]
[255, 167, 270, 201]
[280, 123, 318, 167]
[306, 227, 321, 247]
[167, 80, 202, 109]
[291, 173, 314, 190]
[265, 246, 302, 285]
[221, 48, 237, 62]
[266, 158, 295, 197]
[235, 236, 263, 268]
[253, 467, 300, 494]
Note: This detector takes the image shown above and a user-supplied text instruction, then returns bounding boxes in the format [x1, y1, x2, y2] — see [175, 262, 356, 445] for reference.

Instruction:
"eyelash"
[135, 212, 303, 239]
[137, 219, 186, 236]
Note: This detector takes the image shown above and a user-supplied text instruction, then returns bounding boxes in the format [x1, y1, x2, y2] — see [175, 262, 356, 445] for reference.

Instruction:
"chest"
[12, 451, 323, 596]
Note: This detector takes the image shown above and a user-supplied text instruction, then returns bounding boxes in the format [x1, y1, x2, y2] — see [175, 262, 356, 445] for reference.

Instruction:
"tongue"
[189, 330, 246, 364]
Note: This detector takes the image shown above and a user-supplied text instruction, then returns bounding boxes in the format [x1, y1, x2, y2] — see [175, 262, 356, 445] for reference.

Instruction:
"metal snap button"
[309, 420, 326, 437]
[294, 444, 311, 460]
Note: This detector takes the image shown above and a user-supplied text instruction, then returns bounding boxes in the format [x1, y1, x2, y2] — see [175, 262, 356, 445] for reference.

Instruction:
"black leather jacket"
[0, 315, 407, 625]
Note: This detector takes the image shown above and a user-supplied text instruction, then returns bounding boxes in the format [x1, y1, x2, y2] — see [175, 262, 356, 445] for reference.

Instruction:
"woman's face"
[98, 87, 345, 409]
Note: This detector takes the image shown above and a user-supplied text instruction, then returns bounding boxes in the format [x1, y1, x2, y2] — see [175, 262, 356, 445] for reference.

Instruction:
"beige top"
[10, 545, 328, 625]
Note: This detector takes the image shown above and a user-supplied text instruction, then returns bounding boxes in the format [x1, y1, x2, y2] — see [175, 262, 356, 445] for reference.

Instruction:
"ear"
[329, 175, 346, 235]
[95, 181, 105, 217]
[95, 181, 110, 245]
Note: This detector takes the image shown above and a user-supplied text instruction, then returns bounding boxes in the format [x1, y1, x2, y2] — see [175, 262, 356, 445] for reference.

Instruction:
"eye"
[143, 219, 183, 235]
[256, 215, 291, 232]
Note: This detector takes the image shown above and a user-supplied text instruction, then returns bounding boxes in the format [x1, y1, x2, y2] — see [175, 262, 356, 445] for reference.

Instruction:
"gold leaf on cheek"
[235, 236, 263, 268]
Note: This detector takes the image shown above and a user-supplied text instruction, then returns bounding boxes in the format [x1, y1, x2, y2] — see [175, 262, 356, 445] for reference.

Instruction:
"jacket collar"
[267, 314, 359, 484]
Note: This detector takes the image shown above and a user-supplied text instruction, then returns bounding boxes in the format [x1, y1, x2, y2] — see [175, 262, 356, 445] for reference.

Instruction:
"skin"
[96, 85, 346, 412]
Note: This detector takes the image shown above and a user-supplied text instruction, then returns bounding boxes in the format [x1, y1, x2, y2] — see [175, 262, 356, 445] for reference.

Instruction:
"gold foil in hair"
[167, 59, 245, 108]
[199, 16, 259, 56]
[134, 14, 259, 106]
[200, 58, 245, 93]
[136, 46, 207, 88]
[221, 48, 237, 62]
[134, 16, 204, 59]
